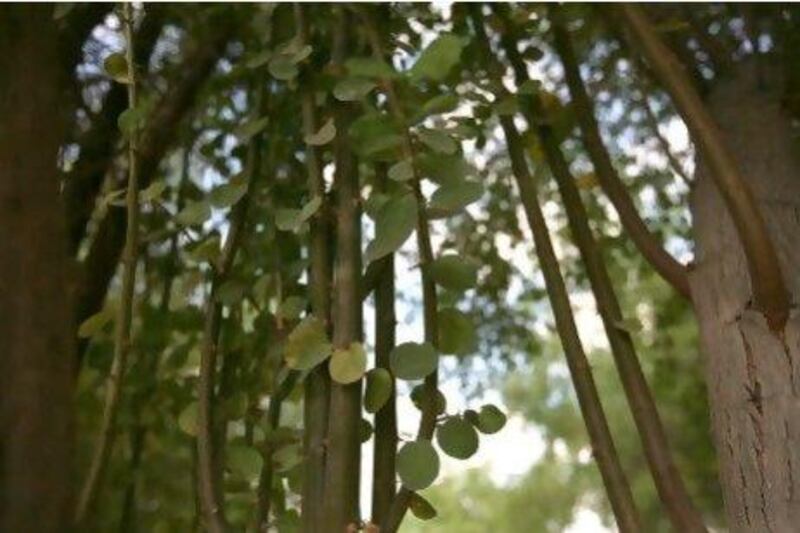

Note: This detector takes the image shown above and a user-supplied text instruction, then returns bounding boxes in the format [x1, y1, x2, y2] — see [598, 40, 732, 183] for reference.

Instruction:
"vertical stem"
[371, 163, 398, 524]
[469, 7, 643, 532]
[75, 3, 141, 523]
[322, 8, 363, 530]
[617, 4, 789, 330]
[357, 8, 440, 532]
[538, 5, 691, 299]
[293, 6, 332, 532]
[196, 85, 267, 533]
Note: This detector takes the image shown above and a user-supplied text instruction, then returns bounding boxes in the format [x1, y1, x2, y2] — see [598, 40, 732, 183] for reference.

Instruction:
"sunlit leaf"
[284, 316, 332, 370]
[304, 117, 336, 146]
[388, 159, 414, 182]
[268, 55, 298, 80]
[410, 34, 468, 82]
[345, 57, 397, 79]
[333, 77, 376, 102]
[77, 307, 114, 338]
[178, 402, 198, 436]
[139, 180, 168, 204]
[209, 174, 248, 208]
[329, 342, 367, 384]
[235, 116, 269, 142]
[364, 368, 393, 413]
[104, 52, 130, 84]
[175, 200, 211, 227]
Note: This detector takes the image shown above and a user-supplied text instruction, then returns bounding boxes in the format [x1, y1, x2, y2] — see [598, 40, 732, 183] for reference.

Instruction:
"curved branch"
[471, 7, 643, 532]
[75, 5, 142, 522]
[617, 4, 790, 329]
[546, 8, 691, 299]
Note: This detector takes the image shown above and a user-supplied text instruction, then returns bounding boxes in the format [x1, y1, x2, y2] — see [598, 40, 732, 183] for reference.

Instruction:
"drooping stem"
[539, 5, 691, 299]
[292, 6, 332, 532]
[617, 4, 790, 330]
[357, 8, 441, 532]
[75, 4, 142, 523]
[371, 163, 398, 525]
[196, 85, 267, 533]
[469, 7, 643, 532]
[321, 8, 364, 530]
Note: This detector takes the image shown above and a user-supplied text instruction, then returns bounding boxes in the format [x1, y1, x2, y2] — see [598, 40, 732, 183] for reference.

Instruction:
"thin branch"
[544, 7, 691, 299]
[75, 4, 141, 523]
[75, 17, 233, 369]
[196, 84, 268, 533]
[371, 163, 398, 524]
[293, 6, 332, 532]
[617, 4, 790, 330]
[322, 8, 364, 530]
[637, 88, 693, 188]
[471, 7, 643, 532]
[356, 8, 441, 532]
[539, 11, 709, 531]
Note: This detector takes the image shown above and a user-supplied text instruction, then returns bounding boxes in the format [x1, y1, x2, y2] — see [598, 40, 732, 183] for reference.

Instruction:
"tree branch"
[545, 7, 691, 299]
[471, 7, 643, 532]
[617, 4, 790, 330]
[76, 5, 142, 522]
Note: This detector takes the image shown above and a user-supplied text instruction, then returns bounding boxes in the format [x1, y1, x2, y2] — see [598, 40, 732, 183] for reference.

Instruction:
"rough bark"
[0, 6, 73, 531]
[690, 62, 800, 532]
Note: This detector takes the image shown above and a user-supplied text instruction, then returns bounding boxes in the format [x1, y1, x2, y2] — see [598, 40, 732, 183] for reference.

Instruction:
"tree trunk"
[690, 61, 800, 532]
[0, 6, 74, 531]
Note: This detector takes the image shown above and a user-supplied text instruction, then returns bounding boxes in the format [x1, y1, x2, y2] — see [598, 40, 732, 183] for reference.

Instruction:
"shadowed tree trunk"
[690, 62, 800, 532]
[0, 6, 74, 531]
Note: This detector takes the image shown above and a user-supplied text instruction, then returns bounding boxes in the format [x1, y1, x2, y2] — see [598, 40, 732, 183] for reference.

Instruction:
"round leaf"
[268, 55, 298, 80]
[209, 175, 248, 208]
[359, 418, 373, 443]
[438, 308, 477, 355]
[417, 129, 457, 154]
[411, 385, 446, 416]
[410, 34, 467, 82]
[388, 159, 414, 182]
[428, 255, 478, 291]
[333, 77, 376, 102]
[284, 316, 332, 370]
[436, 417, 479, 460]
[227, 445, 263, 480]
[390, 342, 438, 381]
[408, 492, 438, 520]
[476, 404, 507, 434]
[397, 440, 440, 491]
[104, 52, 130, 83]
[178, 402, 198, 436]
[329, 342, 367, 384]
[175, 200, 211, 227]
[345, 57, 397, 79]
[364, 368, 393, 413]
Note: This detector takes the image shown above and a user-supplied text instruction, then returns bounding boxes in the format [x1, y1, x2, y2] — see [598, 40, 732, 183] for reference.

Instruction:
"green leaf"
[118, 107, 145, 136]
[235, 116, 270, 142]
[436, 416, 479, 460]
[494, 95, 519, 116]
[273, 443, 303, 472]
[227, 445, 263, 480]
[284, 316, 332, 370]
[139, 180, 168, 204]
[304, 117, 336, 146]
[438, 308, 476, 355]
[416, 153, 475, 185]
[428, 255, 478, 291]
[397, 440, 440, 491]
[276, 196, 322, 232]
[518, 79, 542, 95]
[77, 307, 114, 338]
[364, 192, 390, 220]
[186, 234, 221, 264]
[244, 49, 272, 69]
[345, 57, 397, 79]
[349, 113, 404, 159]
[419, 93, 460, 119]
[410, 33, 468, 82]
[216, 280, 247, 306]
[365, 193, 417, 262]
[175, 200, 211, 227]
[333, 77, 376, 102]
[388, 159, 414, 182]
[329, 342, 367, 384]
[364, 368, 393, 413]
[278, 296, 306, 321]
[359, 418, 373, 443]
[268, 55, 298, 80]
[390, 342, 438, 381]
[417, 129, 458, 154]
[178, 402, 198, 436]
[209, 174, 248, 208]
[476, 404, 507, 434]
[613, 317, 642, 334]
[429, 180, 483, 214]
[104, 52, 130, 84]
[300, 196, 322, 220]
[408, 492, 438, 520]
[411, 385, 447, 415]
